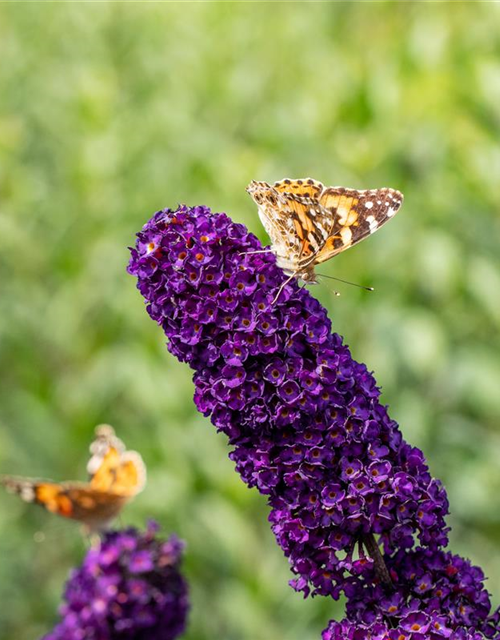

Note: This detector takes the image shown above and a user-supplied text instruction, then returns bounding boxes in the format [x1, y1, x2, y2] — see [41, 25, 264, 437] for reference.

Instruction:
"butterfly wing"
[313, 187, 403, 265]
[1, 476, 66, 513]
[272, 177, 324, 199]
[0, 476, 126, 526]
[246, 181, 292, 259]
[60, 485, 128, 525]
[247, 179, 328, 274]
[272, 178, 331, 267]
[87, 424, 146, 498]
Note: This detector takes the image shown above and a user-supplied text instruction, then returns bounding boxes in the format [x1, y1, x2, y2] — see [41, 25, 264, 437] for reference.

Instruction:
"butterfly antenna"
[314, 279, 341, 297]
[80, 525, 102, 548]
[317, 273, 374, 292]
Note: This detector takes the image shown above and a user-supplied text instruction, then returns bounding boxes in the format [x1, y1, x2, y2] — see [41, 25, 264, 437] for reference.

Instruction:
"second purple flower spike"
[43, 522, 189, 640]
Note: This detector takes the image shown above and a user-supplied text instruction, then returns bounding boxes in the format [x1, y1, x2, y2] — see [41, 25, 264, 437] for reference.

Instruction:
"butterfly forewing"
[87, 424, 146, 497]
[314, 187, 404, 264]
[272, 179, 330, 263]
[272, 177, 324, 199]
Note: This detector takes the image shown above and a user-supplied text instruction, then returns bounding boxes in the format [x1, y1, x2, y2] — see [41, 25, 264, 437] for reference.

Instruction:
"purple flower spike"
[342, 547, 500, 638]
[128, 205, 449, 598]
[322, 618, 492, 640]
[42, 523, 189, 640]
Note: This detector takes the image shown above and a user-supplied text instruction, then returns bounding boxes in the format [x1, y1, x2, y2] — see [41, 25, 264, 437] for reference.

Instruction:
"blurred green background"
[1, 3, 499, 640]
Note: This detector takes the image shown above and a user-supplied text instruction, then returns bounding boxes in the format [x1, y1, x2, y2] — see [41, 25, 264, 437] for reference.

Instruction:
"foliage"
[0, 4, 499, 640]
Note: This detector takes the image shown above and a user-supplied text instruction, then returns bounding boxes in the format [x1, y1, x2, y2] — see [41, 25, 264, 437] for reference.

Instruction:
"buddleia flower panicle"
[323, 547, 500, 640]
[323, 619, 496, 640]
[43, 522, 189, 640]
[127, 204, 449, 599]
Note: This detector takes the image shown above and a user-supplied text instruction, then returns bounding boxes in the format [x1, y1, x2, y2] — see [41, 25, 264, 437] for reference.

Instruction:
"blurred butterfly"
[1, 424, 146, 533]
[246, 178, 403, 296]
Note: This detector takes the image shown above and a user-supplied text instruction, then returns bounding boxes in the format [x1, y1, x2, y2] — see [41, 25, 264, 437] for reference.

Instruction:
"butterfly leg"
[238, 248, 274, 257]
[89, 532, 101, 548]
[272, 273, 299, 304]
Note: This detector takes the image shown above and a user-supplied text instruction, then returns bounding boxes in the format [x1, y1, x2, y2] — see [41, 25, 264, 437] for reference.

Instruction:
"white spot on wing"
[20, 485, 35, 501]
[366, 215, 378, 233]
[340, 226, 352, 246]
[365, 201, 373, 209]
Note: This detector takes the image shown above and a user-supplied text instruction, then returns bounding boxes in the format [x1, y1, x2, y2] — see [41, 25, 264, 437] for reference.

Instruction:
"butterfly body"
[246, 178, 403, 284]
[1, 425, 146, 532]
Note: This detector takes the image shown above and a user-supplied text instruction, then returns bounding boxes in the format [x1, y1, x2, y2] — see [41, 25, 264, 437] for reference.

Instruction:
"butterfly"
[1, 424, 146, 533]
[246, 178, 403, 290]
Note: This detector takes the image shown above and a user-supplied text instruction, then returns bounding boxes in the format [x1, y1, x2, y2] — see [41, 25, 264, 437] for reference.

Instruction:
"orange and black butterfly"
[1, 425, 146, 533]
[246, 178, 403, 286]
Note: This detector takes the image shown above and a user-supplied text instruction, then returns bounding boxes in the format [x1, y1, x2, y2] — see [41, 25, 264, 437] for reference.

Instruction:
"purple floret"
[128, 204, 449, 598]
[42, 522, 189, 640]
